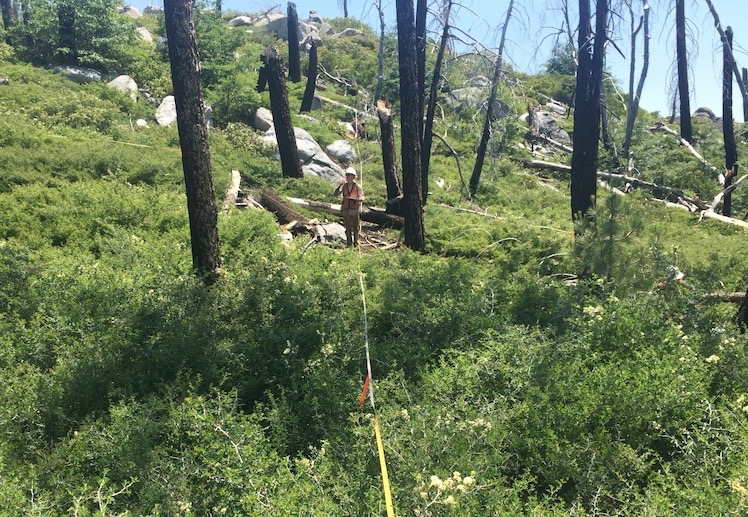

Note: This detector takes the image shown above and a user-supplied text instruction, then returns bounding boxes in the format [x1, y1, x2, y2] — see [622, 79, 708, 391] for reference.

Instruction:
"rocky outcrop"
[120, 6, 142, 18]
[156, 96, 177, 126]
[143, 5, 163, 15]
[262, 126, 346, 183]
[136, 27, 154, 43]
[326, 140, 357, 165]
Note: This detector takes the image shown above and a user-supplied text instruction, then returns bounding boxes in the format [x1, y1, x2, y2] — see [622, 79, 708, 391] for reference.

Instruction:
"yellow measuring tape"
[374, 415, 395, 517]
[358, 262, 395, 516]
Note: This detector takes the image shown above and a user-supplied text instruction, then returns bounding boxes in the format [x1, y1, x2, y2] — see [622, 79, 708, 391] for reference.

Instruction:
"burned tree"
[377, 102, 403, 214]
[287, 2, 301, 83]
[57, 0, 78, 65]
[1, 0, 12, 44]
[422, 0, 453, 204]
[675, 0, 692, 143]
[570, 0, 608, 221]
[623, 0, 651, 159]
[164, 0, 222, 285]
[722, 26, 737, 217]
[300, 39, 318, 113]
[468, 0, 514, 198]
[264, 45, 303, 178]
[396, 0, 426, 251]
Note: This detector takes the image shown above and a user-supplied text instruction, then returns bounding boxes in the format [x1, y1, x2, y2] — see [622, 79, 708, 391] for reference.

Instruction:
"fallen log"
[700, 292, 747, 304]
[222, 169, 242, 211]
[286, 197, 404, 229]
[259, 189, 310, 230]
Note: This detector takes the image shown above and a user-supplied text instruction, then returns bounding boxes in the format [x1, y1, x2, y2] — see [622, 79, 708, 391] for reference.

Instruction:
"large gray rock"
[251, 12, 285, 28]
[535, 111, 571, 144]
[262, 126, 346, 183]
[143, 5, 163, 15]
[251, 107, 273, 132]
[693, 107, 717, 121]
[52, 65, 102, 83]
[107, 75, 138, 102]
[155, 96, 177, 126]
[229, 16, 254, 27]
[446, 87, 483, 111]
[265, 15, 317, 41]
[480, 98, 511, 121]
[326, 140, 357, 165]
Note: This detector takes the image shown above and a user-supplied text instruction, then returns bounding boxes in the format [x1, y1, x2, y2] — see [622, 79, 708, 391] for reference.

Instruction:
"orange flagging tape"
[358, 373, 371, 408]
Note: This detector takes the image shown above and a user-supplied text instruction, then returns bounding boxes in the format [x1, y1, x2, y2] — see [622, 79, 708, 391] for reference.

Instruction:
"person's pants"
[343, 209, 361, 247]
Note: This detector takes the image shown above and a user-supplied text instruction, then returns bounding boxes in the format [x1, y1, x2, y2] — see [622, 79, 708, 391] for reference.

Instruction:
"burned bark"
[723, 26, 738, 217]
[264, 45, 304, 178]
[300, 39, 318, 112]
[396, 0, 426, 251]
[1, 0, 12, 44]
[376, 101, 403, 213]
[675, 0, 692, 143]
[570, 0, 607, 222]
[287, 2, 301, 83]
[164, 0, 222, 285]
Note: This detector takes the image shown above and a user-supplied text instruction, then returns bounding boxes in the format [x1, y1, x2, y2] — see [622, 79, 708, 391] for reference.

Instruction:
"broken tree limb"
[700, 292, 748, 304]
[708, 174, 747, 214]
[285, 197, 404, 229]
[649, 122, 720, 177]
[222, 169, 242, 211]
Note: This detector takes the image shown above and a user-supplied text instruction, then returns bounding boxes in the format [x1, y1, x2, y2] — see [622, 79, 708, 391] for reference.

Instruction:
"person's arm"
[334, 181, 344, 196]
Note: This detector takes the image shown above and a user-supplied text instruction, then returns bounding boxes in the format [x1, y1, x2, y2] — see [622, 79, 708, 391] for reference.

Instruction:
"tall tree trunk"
[164, 0, 222, 285]
[57, 0, 78, 65]
[396, 0, 425, 251]
[1, 0, 12, 45]
[300, 39, 318, 113]
[570, 0, 607, 222]
[415, 0, 427, 140]
[675, 0, 692, 143]
[287, 2, 301, 83]
[469, 0, 514, 198]
[738, 290, 748, 332]
[343, 0, 348, 18]
[21, 0, 32, 49]
[422, 0, 452, 200]
[215, 0, 221, 15]
[623, 1, 650, 159]
[265, 45, 304, 178]
[722, 26, 737, 217]
[374, 0, 386, 101]
[377, 102, 403, 213]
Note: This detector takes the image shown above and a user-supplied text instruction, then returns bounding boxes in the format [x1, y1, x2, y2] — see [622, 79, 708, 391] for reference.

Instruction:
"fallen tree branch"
[700, 291, 747, 304]
[649, 122, 721, 179]
[708, 174, 747, 214]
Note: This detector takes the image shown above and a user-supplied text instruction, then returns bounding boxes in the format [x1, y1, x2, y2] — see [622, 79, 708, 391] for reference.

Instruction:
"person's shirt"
[337, 181, 363, 210]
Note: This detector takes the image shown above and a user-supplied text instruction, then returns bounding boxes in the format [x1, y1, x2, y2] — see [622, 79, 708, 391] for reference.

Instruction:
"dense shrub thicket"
[0, 4, 747, 515]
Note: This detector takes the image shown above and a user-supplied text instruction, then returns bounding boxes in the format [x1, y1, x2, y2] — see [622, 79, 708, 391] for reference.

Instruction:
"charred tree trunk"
[299, 39, 318, 112]
[1, 0, 12, 45]
[623, 1, 650, 159]
[287, 3, 301, 83]
[164, 0, 222, 285]
[21, 0, 32, 49]
[343, 0, 348, 18]
[706, 0, 748, 123]
[264, 46, 303, 178]
[215, 0, 222, 15]
[260, 189, 310, 226]
[469, 0, 514, 198]
[570, 0, 607, 222]
[422, 0, 452, 204]
[396, 0, 425, 251]
[415, 0, 427, 140]
[675, 0, 692, 143]
[600, 89, 618, 164]
[57, 0, 78, 65]
[374, 0, 386, 101]
[377, 102, 403, 214]
[722, 26, 737, 217]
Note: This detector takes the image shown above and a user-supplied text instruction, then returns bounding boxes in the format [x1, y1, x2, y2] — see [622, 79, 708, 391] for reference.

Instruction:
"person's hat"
[345, 167, 357, 178]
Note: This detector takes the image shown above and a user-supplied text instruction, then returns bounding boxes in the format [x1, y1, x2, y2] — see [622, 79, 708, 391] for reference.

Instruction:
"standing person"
[334, 167, 364, 247]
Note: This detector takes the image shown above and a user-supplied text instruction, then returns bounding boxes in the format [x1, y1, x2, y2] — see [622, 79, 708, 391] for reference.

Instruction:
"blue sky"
[127, 0, 748, 120]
